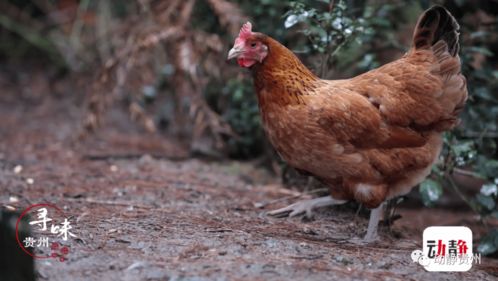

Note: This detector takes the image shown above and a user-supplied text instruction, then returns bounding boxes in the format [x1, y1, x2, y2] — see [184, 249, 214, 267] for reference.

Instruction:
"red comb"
[239, 22, 252, 39]
[235, 22, 252, 45]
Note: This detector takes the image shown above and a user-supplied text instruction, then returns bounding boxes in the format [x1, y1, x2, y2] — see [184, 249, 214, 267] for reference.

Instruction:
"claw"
[267, 196, 347, 220]
[268, 202, 309, 218]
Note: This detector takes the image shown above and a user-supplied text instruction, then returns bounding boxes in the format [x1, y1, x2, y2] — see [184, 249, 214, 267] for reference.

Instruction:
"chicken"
[227, 6, 467, 242]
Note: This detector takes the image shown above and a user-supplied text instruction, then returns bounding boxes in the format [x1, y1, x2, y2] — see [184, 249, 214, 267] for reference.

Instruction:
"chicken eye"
[250, 42, 257, 48]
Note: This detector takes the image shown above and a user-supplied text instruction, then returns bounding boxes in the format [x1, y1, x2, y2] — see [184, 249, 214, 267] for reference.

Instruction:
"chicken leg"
[363, 203, 385, 242]
[267, 196, 347, 219]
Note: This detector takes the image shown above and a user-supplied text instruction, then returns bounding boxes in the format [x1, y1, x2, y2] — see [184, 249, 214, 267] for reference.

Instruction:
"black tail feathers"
[413, 5, 460, 56]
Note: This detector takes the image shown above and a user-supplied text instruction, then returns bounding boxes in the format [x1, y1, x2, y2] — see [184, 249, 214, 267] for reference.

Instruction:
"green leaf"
[475, 157, 498, 179]
[476, 194, 496, 211]
[451, 140, 474, 156]
[478, 229, 498, 255]
[481, 183, 498, 197]
[474, 87, 497, 102]
[483, 160, 498, 178]
[419, 179, 443, 206]
[491, 210, 498, 219]
[492, 71, 498, 79]
[470, 31, 489, 40]
[468, 46, 494, 56]
[478, 240, 497, 255]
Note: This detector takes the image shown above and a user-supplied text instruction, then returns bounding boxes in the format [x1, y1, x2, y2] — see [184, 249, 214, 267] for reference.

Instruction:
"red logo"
[16, 203, 76, 262]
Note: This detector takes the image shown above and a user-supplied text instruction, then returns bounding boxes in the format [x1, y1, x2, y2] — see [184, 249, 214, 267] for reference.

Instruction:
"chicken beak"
[227, 46, 243, 60]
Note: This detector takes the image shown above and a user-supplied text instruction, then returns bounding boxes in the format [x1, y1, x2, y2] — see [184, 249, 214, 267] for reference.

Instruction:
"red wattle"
[237, 58, 256, 68]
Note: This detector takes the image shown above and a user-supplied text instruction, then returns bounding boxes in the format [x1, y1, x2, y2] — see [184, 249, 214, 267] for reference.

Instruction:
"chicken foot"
[363, 203, 385, 242]
[269, 196, 385, 243]
[267, 196, 347, 219]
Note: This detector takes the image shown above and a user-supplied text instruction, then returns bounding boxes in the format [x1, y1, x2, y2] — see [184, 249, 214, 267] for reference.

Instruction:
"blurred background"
[0, 0, 497, 259]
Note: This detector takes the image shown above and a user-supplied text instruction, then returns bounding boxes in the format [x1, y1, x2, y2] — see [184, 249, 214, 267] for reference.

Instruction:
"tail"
[412, 5, 460, 56]
[413, 6, 467, 131]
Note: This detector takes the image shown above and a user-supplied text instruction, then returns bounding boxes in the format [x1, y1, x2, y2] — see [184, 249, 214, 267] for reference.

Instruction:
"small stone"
[253, 202, 264, 208]
[26, 178, 34, 185]
[9, 196, 19, 203]
[303, 227, 318, 235]
[13, 165, 23, 174]
[110, 165, 118, 172]
[138, 154, 154, 165]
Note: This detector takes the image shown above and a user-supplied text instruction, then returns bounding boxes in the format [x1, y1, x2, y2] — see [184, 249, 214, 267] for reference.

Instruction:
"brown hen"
[228, 6, 467, 241]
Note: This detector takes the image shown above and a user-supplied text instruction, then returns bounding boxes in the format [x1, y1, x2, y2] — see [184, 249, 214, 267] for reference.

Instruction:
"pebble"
[13, 165, 23, 174]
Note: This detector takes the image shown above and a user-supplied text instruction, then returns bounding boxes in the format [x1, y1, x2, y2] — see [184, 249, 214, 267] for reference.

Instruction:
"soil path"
[1, 97, 496, 280]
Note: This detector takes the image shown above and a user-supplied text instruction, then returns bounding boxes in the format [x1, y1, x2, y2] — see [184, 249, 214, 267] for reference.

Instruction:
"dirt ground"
[1, 85, 498, 280]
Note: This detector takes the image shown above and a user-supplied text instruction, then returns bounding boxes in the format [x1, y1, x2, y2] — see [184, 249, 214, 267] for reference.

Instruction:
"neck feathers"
[251, 35, 319, 107]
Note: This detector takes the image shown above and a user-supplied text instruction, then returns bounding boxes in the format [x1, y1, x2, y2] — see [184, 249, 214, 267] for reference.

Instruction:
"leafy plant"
[284, 0, 363, 76]
[218, 78, 265, 158]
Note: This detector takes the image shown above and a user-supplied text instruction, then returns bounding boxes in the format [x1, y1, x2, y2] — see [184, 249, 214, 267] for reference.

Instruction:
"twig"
[70, 0, 91, 49]
[205, 228, 234, 233]
[0, 14, 62, 65]
[446, 175, 480, 216]
[63, 197, 153, 209]
[82, 153, 188, 161]
[255, 188, 328, 209]
[207, 0, 248, 36]
[453, 167, 484, 179]
[289, 254, 324, 260]
[461, 131, 498, 138]
[328, 0, 336, 13]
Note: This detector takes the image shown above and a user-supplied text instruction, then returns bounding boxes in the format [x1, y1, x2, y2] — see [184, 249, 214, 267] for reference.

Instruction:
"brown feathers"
[249, 34, 320, 106]
[245, 6, 467, 208]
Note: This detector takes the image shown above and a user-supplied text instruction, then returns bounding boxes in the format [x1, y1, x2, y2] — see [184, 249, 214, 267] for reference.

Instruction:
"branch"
[207, 0, 248, 36]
